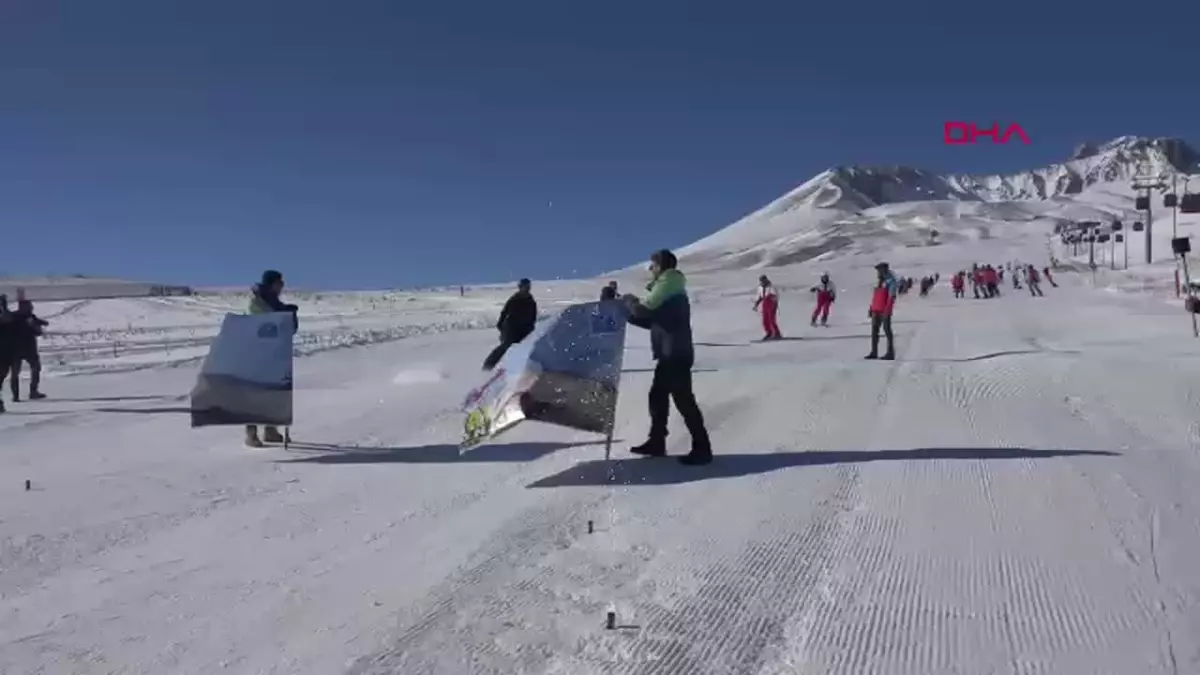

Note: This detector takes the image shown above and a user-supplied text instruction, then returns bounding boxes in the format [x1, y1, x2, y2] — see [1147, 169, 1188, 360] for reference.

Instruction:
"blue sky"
[3, 0, 1198, 289]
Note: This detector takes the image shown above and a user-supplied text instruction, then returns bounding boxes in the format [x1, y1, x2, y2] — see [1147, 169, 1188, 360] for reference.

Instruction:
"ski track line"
[346, 383, 776, 674]
[603, 349, 905, 674]
[1049, 383, 1198, 673]
[349, 353, 857, 675]
[598, 372, 868, 675]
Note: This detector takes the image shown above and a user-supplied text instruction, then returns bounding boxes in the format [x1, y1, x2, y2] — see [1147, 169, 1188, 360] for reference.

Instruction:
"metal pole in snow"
[1181, 254, 1199, 338]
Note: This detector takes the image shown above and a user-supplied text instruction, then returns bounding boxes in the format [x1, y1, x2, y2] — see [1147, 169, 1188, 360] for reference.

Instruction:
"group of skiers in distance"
[949, 262, 1057, 300]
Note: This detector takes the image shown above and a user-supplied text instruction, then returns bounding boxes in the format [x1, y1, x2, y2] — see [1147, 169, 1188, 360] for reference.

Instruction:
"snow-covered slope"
[7, 257, 1200, 674]
[678, 136, 1200, 271]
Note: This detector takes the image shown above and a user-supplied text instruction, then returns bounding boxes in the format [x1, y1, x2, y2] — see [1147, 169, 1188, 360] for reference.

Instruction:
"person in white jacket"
[810, 273, 836, 326]
[752, 275, 782, 341]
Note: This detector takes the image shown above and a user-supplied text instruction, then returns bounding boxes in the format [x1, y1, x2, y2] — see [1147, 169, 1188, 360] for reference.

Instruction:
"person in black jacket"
[624, 249, 712, 466]
[9, 299, 48, 401]
[483, 278, 537, 371]
[0, 295, 13, 412]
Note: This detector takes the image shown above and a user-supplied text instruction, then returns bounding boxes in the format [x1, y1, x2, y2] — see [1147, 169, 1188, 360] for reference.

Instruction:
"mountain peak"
[675, 133, 1199, 270]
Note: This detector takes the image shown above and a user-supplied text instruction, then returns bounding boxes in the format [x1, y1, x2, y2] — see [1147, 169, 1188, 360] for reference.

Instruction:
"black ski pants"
[869, 312, 894, 355]
[483, 340, 515, 371]
[648, 359, 710, 448]
[483, 327, 535, 371]
[8, 350, 40, 398]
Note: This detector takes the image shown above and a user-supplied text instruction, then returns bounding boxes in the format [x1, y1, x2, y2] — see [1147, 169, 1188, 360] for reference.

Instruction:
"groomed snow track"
[3, 271, 1200, 674]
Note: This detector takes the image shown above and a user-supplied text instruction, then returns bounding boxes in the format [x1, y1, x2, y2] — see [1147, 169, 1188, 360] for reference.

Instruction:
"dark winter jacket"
[0, 310, 14, 360]
[9, 307, 47, 355]
[497, 291, 537, 343]
[249, 284, 299, 330]
[627, 268, 695, 367]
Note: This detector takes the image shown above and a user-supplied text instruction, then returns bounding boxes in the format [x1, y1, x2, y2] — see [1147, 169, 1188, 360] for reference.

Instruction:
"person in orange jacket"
[867, 262, 898, 360]
[752, 275, 783, 341]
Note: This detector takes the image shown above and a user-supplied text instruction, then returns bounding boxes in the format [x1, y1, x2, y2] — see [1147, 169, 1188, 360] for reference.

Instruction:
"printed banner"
[191, 312, 295, 427]
[461, 300, 628, 450]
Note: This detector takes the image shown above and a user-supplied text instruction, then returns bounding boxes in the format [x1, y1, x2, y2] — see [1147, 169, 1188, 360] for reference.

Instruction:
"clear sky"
[3, 0, 1198, 289]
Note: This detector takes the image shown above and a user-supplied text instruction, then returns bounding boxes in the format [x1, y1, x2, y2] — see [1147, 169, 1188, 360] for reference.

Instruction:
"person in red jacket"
[983, 265, 999, 298]
[867, 262, 898, 360]
[951, 271, 966, 298]
[810, 273, 836, 326]
[752, 275, 782, 340]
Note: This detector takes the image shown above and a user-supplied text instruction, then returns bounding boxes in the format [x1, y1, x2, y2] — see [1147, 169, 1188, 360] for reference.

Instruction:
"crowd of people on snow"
[64, 250, 1064, 463]
[0, 293, 48, 413]
[945, 262, 1057, 300]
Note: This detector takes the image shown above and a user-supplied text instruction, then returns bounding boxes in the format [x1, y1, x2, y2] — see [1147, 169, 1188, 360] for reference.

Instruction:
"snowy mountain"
[676, 136, 1199, 271]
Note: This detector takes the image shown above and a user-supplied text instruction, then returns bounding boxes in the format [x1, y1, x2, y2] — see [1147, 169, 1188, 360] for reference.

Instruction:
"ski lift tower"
[1132, 166, 1168, 265]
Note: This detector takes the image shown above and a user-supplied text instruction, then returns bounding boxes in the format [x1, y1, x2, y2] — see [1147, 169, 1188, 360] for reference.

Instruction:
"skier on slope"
[1026, 265, 1044, 297]
[624, 249, 713, 465]
[866, 262, 898, 360]
[752, 275, 783, 340]
[810, 273, 836, 327]
[483, 278, 538, 371]
[245, 270, 300, 448]
[984, 265, 1000, 298]
[1043, 266, 1058, 287]
[951, 271, 966, 298]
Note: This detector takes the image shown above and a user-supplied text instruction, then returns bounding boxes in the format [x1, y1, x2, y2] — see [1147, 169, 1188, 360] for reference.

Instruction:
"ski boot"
[245, 426, 265, 448]
[262, 426, 286, 444]
[630, 436, 667, 458]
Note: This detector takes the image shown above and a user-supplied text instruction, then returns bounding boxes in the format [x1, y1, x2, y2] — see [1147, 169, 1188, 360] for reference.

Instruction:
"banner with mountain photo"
[190, 312, 296, 428]
[460, 300, 628, 451]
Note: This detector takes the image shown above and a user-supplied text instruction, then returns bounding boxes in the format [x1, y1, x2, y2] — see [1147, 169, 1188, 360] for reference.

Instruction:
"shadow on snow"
[278, 438, 618, 464]
[622, 367, 718, 374]
[526, 447, 1119, 488]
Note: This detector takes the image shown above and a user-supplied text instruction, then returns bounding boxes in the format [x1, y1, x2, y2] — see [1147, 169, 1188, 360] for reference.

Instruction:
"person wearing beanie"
[483, 277, 537, 371]
[623, 249, 712, 465]
[866, 262, 898, 360]
[245, 269, 299, 447]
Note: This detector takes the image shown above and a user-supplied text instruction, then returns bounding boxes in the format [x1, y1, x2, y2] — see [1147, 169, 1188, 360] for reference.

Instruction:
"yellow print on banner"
[462, 407, 492, 448]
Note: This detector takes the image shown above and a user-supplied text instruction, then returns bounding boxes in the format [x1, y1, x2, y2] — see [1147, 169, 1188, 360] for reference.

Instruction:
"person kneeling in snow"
[866, 262, 898, 360]
[624, 249, 713, 466]
[245, 269, 299, 448]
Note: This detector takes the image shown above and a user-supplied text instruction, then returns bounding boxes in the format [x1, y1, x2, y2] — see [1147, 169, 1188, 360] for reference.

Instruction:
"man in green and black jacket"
[624, 249, 713, 465]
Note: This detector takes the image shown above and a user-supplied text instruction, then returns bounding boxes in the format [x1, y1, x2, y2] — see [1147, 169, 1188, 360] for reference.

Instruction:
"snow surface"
[6, 137, 1200, 674]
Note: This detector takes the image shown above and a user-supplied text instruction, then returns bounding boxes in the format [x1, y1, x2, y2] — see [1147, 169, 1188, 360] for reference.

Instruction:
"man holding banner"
[624, 249, 713, 466]
[189, 270, 298, 448]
